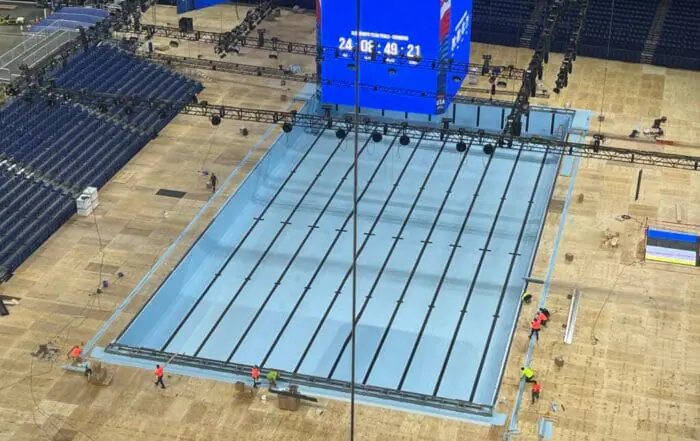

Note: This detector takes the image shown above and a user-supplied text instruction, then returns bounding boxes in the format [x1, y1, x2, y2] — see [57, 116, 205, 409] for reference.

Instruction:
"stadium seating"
[0, 168, 76, 281]
[653, 0, 700, 70]
[0, 44, 203, 280]
[470, 0, 698, 70]
[52, 44, 203, 132]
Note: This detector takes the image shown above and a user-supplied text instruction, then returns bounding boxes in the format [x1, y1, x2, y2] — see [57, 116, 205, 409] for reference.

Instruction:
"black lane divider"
[259, 134, 399, 367]
[432, 143, 526, 397]
[160, 127, 328, 352]
[358, 139, 471, 384]
[224, 130, 379, 362]
[325, 137, 449, 380]
[191, 132, 353, 357]
[291, 134, 427, 373]
[468, 148, 550, 402]
[396, 139, 492, 390]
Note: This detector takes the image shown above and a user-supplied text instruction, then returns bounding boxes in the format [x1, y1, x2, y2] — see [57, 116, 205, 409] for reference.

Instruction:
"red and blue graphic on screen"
[319, 0, 472, 114]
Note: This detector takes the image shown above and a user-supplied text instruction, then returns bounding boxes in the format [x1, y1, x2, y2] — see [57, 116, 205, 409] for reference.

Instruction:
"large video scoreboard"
[318, 0, 473, 114]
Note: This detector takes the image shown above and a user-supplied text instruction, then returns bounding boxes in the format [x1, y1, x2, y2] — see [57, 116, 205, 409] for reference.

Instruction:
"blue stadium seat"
[0, 43, 203, 279]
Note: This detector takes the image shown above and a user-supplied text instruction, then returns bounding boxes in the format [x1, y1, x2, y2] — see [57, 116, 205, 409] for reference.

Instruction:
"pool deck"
[0, 5, 699, 441]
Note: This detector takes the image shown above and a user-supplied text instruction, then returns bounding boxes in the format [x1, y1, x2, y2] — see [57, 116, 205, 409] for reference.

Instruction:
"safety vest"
[522, 367, 534, 378]
[531, 319, 541, 330]
[154, 366, 164, 377]
[70, 346, 82, 358]
[532, 383, 541, 393]
[251, 367, 260, 379]
[537, 311, 547, 322]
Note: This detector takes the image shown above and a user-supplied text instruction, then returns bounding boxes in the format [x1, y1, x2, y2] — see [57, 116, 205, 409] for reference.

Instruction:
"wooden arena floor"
[0, 5, 699, 441]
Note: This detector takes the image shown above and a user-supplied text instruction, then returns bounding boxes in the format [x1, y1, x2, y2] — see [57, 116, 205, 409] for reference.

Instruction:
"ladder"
[641, 0, 671, 64]
[519, 0, 548, 48]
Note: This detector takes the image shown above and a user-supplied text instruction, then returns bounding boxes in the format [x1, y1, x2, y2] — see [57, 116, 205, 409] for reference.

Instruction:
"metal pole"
[351, 0, 361, 439]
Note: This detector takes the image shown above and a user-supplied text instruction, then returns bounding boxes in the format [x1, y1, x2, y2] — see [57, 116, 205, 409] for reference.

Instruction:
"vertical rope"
[351, 0, 361, 439]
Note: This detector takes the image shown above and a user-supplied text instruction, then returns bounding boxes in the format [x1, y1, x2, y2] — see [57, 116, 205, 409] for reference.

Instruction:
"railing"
[0, 27, 76, 82]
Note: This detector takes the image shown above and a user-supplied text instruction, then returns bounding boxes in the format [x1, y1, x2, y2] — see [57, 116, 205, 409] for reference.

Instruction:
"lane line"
[259, 133, 399, 367]
[160, 127, 329, 352]
[432, 143, 526, 396]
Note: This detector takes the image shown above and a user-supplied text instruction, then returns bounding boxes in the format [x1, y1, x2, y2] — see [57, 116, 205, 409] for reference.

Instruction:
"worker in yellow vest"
[521, 366, 535, 383]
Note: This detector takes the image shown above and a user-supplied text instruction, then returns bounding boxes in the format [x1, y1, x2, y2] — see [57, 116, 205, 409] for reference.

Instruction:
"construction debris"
[602, 229, 620, 248]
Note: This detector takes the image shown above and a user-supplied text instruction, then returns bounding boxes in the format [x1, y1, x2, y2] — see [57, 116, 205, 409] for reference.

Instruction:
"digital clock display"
[318, 0, 472, 115]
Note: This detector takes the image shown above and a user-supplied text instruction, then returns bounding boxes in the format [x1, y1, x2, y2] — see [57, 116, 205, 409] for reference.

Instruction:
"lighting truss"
[126, 23, 526, 80]
[504, 0, 581, 136]
[44, 88, 700, 171]
[145, 53, 520, 107]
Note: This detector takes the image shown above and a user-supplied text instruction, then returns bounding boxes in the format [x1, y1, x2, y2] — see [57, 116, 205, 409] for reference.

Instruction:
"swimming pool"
[109, 100, 567, 416]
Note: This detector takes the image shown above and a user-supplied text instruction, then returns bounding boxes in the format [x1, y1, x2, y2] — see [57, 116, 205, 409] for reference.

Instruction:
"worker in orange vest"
[154, 364, 166, 389]
[529, 317, 541, 342]
[537, 309, 548, 327]
[531, 381, 542, 404]
[67, 343, 83, 364]
[251, 365, 260, 388]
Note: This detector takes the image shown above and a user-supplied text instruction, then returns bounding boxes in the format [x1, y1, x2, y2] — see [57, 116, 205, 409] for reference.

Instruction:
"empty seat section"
[0, 42, 203, 280]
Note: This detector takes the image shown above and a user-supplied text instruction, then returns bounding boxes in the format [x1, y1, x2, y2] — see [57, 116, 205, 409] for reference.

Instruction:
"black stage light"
[456, 141, 467, 152]
[282, 122, 293, 133]
[336, 128, 347, 139]
[211, 114, 221, 126]
[483, 143, 495, 155]
[371, 131, 382, 143]
[399, 134, 410, 146]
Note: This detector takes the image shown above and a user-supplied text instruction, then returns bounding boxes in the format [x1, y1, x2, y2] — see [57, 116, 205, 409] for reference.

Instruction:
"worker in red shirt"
[537, 309, 548, 327]
[251, 365, 260, 388]
[529, 317, 541, 342]
[67, 342, 83, 364]
[154, 364, 166, 389]
[531, 381, 542, 404]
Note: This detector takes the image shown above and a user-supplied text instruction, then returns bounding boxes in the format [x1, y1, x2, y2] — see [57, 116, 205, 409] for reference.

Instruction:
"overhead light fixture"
[483, 143, 495, 155]
[336, 128, 347, 139]
[371, 131, 382, 143]
[211, 114, 222, 126]
[282, 122, 293, 133]
[456, 140, 467, 152]
[399, 134, 410, 146]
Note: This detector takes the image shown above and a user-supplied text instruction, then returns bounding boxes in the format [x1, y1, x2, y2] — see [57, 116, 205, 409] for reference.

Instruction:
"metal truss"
[128, 23, 526, 80]
[105, 343, 494, 416]
[44, 88, 700, 171]
[146, 53, 519, 107]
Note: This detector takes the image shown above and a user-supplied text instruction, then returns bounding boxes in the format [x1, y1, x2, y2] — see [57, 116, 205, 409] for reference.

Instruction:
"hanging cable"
[598, 0, 616, 133]
[350, 0, 361, 439]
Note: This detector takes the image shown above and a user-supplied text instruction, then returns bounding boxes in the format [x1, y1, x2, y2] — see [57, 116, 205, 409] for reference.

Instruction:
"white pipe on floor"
[564, 287, 581, 344]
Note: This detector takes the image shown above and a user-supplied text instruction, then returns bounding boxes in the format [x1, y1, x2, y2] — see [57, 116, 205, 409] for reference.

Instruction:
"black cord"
[350, 0, 361, 439]
[590, 258, 644, 345]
